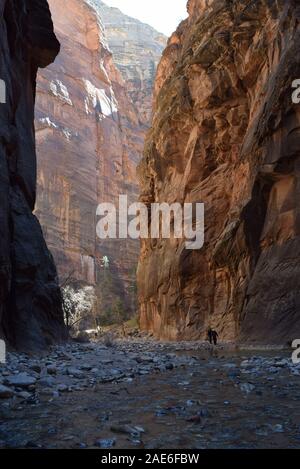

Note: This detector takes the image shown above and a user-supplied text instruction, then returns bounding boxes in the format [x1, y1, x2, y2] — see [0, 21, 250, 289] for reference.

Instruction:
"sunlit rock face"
[35, 0, 163, 317]
[90, 0, 166, 126]
[0, 0, 66, 350]
[138, 0, 300, 344]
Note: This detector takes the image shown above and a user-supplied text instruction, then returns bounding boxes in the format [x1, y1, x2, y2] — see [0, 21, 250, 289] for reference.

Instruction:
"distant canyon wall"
[93, 0, 167, 126]
[138, 0, 300, 344]
[35, 0, 166, 319]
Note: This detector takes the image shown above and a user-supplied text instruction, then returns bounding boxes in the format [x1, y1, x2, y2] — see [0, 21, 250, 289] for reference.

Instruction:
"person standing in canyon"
[208, 328, 219, 346]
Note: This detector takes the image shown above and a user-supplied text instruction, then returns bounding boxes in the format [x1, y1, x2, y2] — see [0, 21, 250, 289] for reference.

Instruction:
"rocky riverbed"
[0, 339, 300, 449]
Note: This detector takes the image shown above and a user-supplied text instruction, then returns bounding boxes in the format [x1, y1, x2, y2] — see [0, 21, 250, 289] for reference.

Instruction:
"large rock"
[6, 373, 37, 388]
[138, 0, 300, 345]
[0, 0, 66, 349]
[34, 0, 164, 319]
[0, 384, 14, 399]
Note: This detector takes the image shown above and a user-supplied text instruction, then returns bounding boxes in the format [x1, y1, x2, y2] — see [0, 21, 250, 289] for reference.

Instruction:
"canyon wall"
[92, 0, 166, 126]
[0, 0, 66, 349]
[35, 0, 164, 321]
[138, 0, 300, 344]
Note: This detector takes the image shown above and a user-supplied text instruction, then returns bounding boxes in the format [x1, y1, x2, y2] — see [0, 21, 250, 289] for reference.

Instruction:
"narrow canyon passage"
[1, 0, 300, 454]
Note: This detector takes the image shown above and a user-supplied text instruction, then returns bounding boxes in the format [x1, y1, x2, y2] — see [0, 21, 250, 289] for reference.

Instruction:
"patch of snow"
[62, 129, 72, 140]
[50, 80, 73, 105]
[83, 79, 118, 119]
[39, 117, 58, 129]
[84, 97, 90, 115]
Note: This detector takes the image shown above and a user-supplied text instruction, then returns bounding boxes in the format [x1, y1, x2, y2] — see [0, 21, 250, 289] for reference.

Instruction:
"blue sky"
[103, 0, 188, 36]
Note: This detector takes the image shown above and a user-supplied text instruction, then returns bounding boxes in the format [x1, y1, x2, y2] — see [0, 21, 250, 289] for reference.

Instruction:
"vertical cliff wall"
[138, 0, 300, 344]
[35, 0, 162, 320]
[0, 0, 66, 349]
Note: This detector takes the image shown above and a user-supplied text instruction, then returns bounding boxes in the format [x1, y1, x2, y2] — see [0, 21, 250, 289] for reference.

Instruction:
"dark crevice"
[241, 178, 273, 271]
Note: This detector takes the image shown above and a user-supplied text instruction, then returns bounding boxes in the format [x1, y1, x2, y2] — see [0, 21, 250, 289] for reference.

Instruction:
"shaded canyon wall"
[0, 0, 66, 349]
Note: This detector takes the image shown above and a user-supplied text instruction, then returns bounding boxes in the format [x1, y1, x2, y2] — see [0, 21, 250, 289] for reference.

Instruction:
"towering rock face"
[0, 0, 66, 349]
[138, 0, 300, 344]
[35, 0, 157, 319]
[91, 0, 166, 126]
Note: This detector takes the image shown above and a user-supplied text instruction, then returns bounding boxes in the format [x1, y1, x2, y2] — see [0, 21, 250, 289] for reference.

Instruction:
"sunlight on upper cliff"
[103, 0, 188, 36]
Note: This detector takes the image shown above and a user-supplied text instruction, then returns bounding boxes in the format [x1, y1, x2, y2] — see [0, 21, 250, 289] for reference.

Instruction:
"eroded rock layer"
[0, 0, 66, 349]
[138, 0, 300, 344]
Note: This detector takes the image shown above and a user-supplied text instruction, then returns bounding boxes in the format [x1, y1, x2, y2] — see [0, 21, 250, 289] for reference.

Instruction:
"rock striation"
[0, 0, 66, 349]
[138, 0, 300, 344]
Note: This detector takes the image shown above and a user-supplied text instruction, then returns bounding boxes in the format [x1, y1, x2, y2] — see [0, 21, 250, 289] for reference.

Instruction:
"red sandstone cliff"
[138, 0, 300, 344]
[35, 0, 160, 320]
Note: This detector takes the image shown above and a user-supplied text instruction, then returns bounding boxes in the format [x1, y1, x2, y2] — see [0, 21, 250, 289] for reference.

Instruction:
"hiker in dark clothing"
[212, 329, 219, 345]
[207, 328, 219, 346]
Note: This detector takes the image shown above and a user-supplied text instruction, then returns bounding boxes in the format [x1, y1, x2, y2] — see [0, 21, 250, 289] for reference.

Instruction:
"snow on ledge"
[83, 79, 118, 119]
[50, 79, 73, 106]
